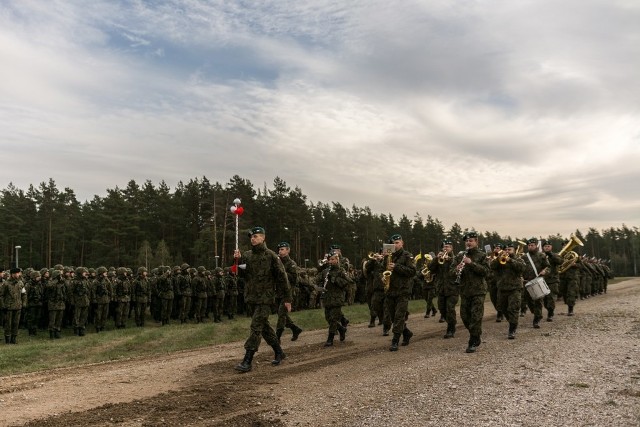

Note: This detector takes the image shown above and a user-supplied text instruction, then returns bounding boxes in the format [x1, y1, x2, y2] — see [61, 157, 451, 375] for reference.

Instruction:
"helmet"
[30, 271, 41, 280]
[116, 267, 127, 276]
[137, 267, 147, 275]
[181, 263, 190, 270]
[75, 267, 87, 276]
[88, 268, 96, 274]
[97, 266, 108, 274]
[52, 270, 62, 279]
[197, 266, 206, 273]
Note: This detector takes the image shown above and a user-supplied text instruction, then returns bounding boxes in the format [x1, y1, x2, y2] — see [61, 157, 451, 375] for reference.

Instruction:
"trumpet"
[498, 249, 510, 265]
[437, 250, 451, 264]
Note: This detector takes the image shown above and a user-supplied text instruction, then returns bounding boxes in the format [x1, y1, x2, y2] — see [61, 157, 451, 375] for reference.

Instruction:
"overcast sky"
[1, 0, 638, 239]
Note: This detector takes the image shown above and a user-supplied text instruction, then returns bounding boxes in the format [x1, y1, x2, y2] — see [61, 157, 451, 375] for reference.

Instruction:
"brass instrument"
[420, 254, 434, 282]
[382, 249, 393, 292]
[515, 240, 527, 257]
[498, 249, 510, 265]
[454, 250, 469, 284]
[437, 250, 450, 264]
[558, 234, 584, 274]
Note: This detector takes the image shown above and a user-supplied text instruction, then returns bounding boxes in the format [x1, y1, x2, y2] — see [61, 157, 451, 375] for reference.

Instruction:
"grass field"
[1, 277, 627, 376]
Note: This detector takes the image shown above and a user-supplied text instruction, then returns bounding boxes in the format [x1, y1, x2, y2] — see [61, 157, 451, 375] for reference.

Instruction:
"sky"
[1, 0, 639, 239]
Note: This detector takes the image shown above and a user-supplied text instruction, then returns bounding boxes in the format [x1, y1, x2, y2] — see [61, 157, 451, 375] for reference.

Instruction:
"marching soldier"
[450, 231, 490, 353]
[490, 242, 526, 339]
[320, 251, 349, 347]
[234, 226, 291, 373]
[521, 238, 550, 329]
[542, 240, 562, 321]
[430, 239, 458, 339]
[275, 242, 303, 342]
[383, 233, 416, 351]
[364, 250, 386, 329]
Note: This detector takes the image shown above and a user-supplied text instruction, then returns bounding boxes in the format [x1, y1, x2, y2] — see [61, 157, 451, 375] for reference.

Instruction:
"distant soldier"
[113, 267, 131, 328]
[93, 267, 112, 332]
[320, 251, 349, 347]
[275, 242, 303, 342]
[25, 270, 44, 336]
[225, 270, 239, 320]
[133, 267, 151, 327]
[430, 239, 458, 338]
[176, 263, 192, 324]
[71, 267, 91, 336]
[487, 243, 504, 322]
[46, 270, 66, 339]
[364, 250, 386, 330]
[213, 268, 226, 323]
[521, 238, 550, 329]
[157, 266, 174, 325]
[542, 240, 562, 321]
[191, 267, 208, 323]
[3, 268, 26, 344]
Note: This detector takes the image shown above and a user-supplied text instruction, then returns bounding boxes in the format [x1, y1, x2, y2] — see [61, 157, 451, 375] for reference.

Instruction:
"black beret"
[247, 226, 265, 237]
[389, 234, 402, 242]
[10, 267, 21, 274]
[441, 239, 453, 246]
[527, 238, 538, 244]
[329, 243, 341, 250]
[506, 242, 516, 248]
[463, 231, 478, 240]
[277, 241, 290, 249]
[493, 243, 505, 249]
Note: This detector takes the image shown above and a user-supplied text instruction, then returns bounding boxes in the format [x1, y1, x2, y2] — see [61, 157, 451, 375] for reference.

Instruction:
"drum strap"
[526, 253, 539, 277]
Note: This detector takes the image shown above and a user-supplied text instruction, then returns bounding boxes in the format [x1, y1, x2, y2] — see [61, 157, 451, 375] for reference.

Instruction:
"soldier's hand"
[388, 262, 395, 270]
[284, 302, 292, 312]
[233, 249, 241, 258]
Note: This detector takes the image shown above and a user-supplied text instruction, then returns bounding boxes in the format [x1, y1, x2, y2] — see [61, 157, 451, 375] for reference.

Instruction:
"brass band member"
[450, 231, 490, 353]
[490, 242, 526, 339]
[364, 249, 386, 329]
[487, 243, 505, 322]
[383, 234, 416, 351]
[429, 239, 458, 338]
[321, 251, 349, 347]
[542, 240, 562, 321]
[522, 238, 550, 329]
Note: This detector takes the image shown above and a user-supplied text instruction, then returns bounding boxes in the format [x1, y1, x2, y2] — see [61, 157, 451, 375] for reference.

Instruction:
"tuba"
[515, 240, 527, 257]
[421, 254, 434, 282]
[558, 234, 584, 274]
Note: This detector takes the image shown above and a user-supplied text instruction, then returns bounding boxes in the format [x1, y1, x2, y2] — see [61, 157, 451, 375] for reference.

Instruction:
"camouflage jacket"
[387, 248, 416, 296]
[450, 248, 490, 297]
[239, 242, 291, 305]
[2, 277, 26, 310]
[490, 255, 526, 291]
[45, 278, 66, 310]
[319, 264, 349, 308]
[72, 277, 91, 307]
[522, 250, 551, 282]
[428, 256, 458, 296]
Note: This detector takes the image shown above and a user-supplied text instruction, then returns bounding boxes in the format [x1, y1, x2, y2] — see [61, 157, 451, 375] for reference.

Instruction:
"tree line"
[1, 176, 638, 277]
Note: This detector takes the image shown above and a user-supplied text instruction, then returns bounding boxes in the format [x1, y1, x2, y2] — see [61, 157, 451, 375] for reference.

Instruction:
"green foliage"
[0, 177, 638, 276]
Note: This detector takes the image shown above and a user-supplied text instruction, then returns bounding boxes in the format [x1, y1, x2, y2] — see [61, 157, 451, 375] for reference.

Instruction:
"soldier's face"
[465, 238, 478, 249]
[328, 256, 339, 265]
[528, 243, 537, 252]
[278, 247, 290, 257]
[443, 244, 453, 253]
[251, 233, 265, 246]
[506, 247, 515, 255]
[393, 239, 403, 251]
[543, 244, 552, 252]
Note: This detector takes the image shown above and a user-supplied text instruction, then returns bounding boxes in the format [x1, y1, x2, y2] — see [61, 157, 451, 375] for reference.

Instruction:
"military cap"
[277, 241, 290, 249]
[541, 239, 551, 246]
[247, 226, 265, 237]
[441, 239, 453, 246]
[10, 267, 21, 274]
[527, 238, 538, 244]
[506, 242, 516, 248]
[327, 250, 339, 258]
[329, 243, 341, 250]
[463, 231, 478, 240]
[389, 234, 402, 242]
[493, 243, 505, 249]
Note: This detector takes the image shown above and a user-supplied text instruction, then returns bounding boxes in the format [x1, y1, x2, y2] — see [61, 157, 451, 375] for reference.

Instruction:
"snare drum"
[525, 276, 550, 300]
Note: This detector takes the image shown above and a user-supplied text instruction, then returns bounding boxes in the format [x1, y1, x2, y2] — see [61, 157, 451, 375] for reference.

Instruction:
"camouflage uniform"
[521, 247, 550, 328]
[191, 267, 208, 323]
[450, 240, 489, 352]
[133, 268, 151, 327]
[71, 267, 91, 336]
[176, 264, 192, 324]
[490, 251, 526, 338]
[46, 271, 66, 338]
[542, 249, 563, 320]
[321, 257, 349, 346]
[364, 257, 386, 329]
[225, 271, 238, 319]
[429, 252, 458, 338]
[234, 234, 291, 373]
[157, 267, 174, 325]
[276, 252, 303, 341]
[93, 267, 112, 332]
[2, 271, 26, 344]
[25, 271, 44, 336]
[213, 269, 226, 322]
[113, 268, 131, 328]
[383, 241, 416, 350]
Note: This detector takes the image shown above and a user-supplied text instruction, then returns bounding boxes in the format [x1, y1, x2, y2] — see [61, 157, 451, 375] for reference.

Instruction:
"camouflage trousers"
[134, 302, 147, 326]
[369, 290, 385, 323]
[438, 294, 458, 328]
[26, 306, 42, 333]
[560, 275, 579, 307]
[423, 288, 436, 314]
[94, 303, 109, 330]
[324, 305, 343, 334]
[276, 299, 295, 330]
[497, 288, 521, 327]
[178, 296, 191, 322]
[543, 281, 558, 315]
[3, 309, 21, 337]
[73, 305, 89, 331]
[488, 281, 499, 313]
[522, 289, 543, 321]
[383, 293, 409, 335]
[244, 303, 278, 352]
[460, 294, 485, 337]
[115, 301, 130, 327]
[160, 298, 173, 323]
[48, 309, 63, 332]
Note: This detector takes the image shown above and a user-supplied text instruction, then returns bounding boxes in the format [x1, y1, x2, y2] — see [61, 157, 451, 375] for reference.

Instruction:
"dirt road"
[2, 279, 639, 426]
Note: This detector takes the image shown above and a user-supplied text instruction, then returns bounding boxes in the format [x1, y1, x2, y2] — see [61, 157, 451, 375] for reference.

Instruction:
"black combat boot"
[508, 324, 517, 340]
[438, 316, 445, 323]
[234, 350, 255, 373]
[424, 310, 430, 318]
[547, 309, 554, 321]
[431, 307, 437, 316]
[533, 318, 541, 329]
[340, 316, 349, 328]
[79, 328, 86, 337]
[474, 335, 482, 348]
[5, 336, 9, 344]
[276, 328, 284, 343]
[54, 330, 61, 339]
[271, 344, 286, 366]
[444, 325, 455, 339]
[401, 328, 413, 346]
[368, 316, 376, 328]
[390, 334, 400, 351]
[496, 312, 503, 323]
[10, 335, 17, 344]
[324, 332, 335, 347]
[290, 325, 303, 341]
[568, 305, 574, 316]
[465, 336, 477, 353]
[382, 326, 390, 336]
[338, 325, 346, 342]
